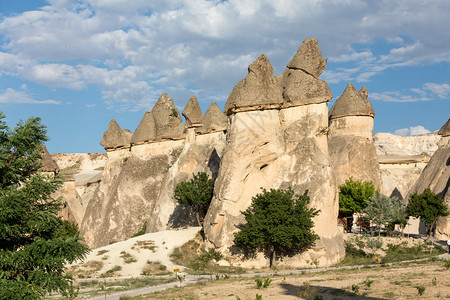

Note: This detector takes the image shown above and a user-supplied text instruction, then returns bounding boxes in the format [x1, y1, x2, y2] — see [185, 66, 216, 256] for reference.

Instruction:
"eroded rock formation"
[204, 37, 344, 268]
[100, 119, 131, 150]
[407, 119, 450, 239]
[328, 83, 382, 189]
[183, 96, 204, 128]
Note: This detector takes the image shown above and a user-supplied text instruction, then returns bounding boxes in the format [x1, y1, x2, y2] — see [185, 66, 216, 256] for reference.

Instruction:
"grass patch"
[132, 240, 157, 252]
[97, 249, 109, 256]
[141, 261, 171, 276]
[120, 251, 137, 264]
[100, 265, 122, 278]
[66, 260, 104, 279]
[170, 234, 203, 267]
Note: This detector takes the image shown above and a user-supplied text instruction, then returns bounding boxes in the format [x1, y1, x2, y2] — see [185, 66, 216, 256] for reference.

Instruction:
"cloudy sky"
[0, 0, 449, 153]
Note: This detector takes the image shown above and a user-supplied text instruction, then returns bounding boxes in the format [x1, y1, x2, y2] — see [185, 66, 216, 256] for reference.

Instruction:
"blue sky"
[0, 0, 449, 153]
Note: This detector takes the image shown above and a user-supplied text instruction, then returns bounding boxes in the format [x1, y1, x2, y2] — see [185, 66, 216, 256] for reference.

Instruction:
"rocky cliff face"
[373, 132, 441, 199]
[204, 38, 344, 268]
[407, 119, 450, 239]
[80, 95, 227, 248]
[328, 83, 382, 189]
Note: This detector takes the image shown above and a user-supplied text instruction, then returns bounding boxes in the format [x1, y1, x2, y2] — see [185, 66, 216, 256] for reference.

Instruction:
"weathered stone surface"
[407, 146, 450, 239]
[130, 111, 157, 145]
[204, 103, 344, 268]
[40, 145, 59, 173]
[224, 54, 283, 115]
[146, 129, 226, 233]
[195, 102, 228, 134]
[152, 93, 186, 140]
[182, 96, 204, 128]
[100, 119, 130, 150]
[438, 118, 450, 137]
[373, 132, 441, 157]
[280, 69, 333, 107]
[286, 37, 327, 78]
[328, 84, 381, 189]
[123, 129, 133, 144]
[329, 83, 375, 120]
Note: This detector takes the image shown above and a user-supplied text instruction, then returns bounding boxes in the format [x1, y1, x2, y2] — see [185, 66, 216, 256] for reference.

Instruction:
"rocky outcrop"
[195, 102, 227, 134]
[224, 54, 283, 115]
[40, 145, 59, 174]
[373, 132, 441, 199]
[182, 96, 204, 128]
[407, 119, 450, 239]
[328, 83, 382, 189]
[204, 38, 344, 268]
[100, 119, 131, 150]
[438, 118, 450, 137]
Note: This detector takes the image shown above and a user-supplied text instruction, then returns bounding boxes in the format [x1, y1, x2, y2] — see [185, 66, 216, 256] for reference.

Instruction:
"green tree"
[363, 191, 403, 236]
[406, 188, 449, 239]
[0, 113, 89, 299]
[174, 172, 214, 226]
[338, 177, 375, 215]
[233, 188, 320, 268]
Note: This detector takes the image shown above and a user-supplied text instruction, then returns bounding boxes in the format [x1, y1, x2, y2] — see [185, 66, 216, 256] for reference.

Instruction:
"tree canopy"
[174, 172, 214, 226]
[0, 112, 89, 299]
[233, 188, 320, 268]
[406, 188, 449, 239]
[338, 177, 375, 215]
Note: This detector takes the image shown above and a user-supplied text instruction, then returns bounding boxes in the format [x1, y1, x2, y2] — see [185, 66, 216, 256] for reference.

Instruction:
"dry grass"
[66, 260, 104, 279]
[132, 240, 157, 252]
[120, 251, 138, 264]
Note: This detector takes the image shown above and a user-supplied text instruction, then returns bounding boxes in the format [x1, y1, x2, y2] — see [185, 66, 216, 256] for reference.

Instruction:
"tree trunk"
[378, 225, 381, 237]
[269, 249, 276, 269]
[427, 220, 436, 241]
[195, 210, 201, 227]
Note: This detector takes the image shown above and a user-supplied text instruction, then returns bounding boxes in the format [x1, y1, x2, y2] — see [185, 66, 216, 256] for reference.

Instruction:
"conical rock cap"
[100, 119, 130, 149]
[182, 96, 204, 128]
[40, 145, 59, 173]
[438, 118, 450, 137]
[130, 111, 157, 145]
[287, 37, 327, 78]
[224, 54, 283, 115]
[196, 102, 227, 134]
[329, 83, 375, 120]
[152, 93, 185, 140]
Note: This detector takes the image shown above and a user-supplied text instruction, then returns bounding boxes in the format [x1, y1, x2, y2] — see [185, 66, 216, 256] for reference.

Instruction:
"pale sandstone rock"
[204, 103, 344, 268]
[373, 132, 440, 157]
[224, 54, 283, 115]
[407, 121, 450, 240]
[182, 96, 204, 128]
[328, 84, 381, 189]
[100, 119, 130, 150]
[286, 37, 327, 78]
[195, 102, 228, 134]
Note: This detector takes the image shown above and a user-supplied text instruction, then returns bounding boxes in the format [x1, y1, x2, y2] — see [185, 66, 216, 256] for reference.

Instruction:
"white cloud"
[0, 88, 60, 104]
[0, 0, 450, 109]
[371, 82, 450, 102]
[394, 126, 431, 136]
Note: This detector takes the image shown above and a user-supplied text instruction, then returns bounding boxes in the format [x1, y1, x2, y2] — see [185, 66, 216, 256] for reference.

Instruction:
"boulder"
[224, 54, 283, 115]
[196, 102, 228, 134]
[328, 83, 381, 189]
[130, 111, 157, 145]
[152, 93, 186, 140]
[279, 38, 332, 107]
[182, 96, 204, 128]
[328, 83, 375, 120]
[100, 119, 130, 150]
[286, 37, 327, 78]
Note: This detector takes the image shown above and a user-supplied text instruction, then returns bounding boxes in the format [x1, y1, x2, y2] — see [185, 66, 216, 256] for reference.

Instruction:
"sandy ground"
[139, 260, 450, 299]
[67, 227, 201, 278]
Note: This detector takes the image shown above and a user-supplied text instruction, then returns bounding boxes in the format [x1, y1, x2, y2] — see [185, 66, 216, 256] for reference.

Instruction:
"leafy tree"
[406, 188, 449, 239]
[338, 177, 375, 215]
[233, 188, 320, 268]
[363, 191, 403, 236]
[174, 172, 214, 226]
[387, 196, 408, 235]
[0, 113, 89, 299]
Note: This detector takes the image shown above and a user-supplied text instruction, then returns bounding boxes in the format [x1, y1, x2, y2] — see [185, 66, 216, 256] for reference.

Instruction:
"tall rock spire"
[329, 83, 375, 120]
[182, 96, 204, 128]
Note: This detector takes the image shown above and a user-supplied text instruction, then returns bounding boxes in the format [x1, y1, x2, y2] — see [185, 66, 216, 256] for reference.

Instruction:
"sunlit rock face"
[328, 83, 382, 190]
[407, 119, 450, 240]
[204, 37, 344, 268]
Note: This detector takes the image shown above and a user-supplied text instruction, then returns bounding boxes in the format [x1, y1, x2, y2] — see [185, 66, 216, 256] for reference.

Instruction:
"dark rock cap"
[100, 119, 130, 150]
[286, 37, 327, 79]
[151, 93, 186, 140]
[438, 118, 450, 137]
[196, 102, 227, 134]
[40, 145, 60, 173]
[182, 96, 204, 128]
[130, 111, 157, 145]
[224, 54, 283, 115]
[329, 83, 375, 120]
